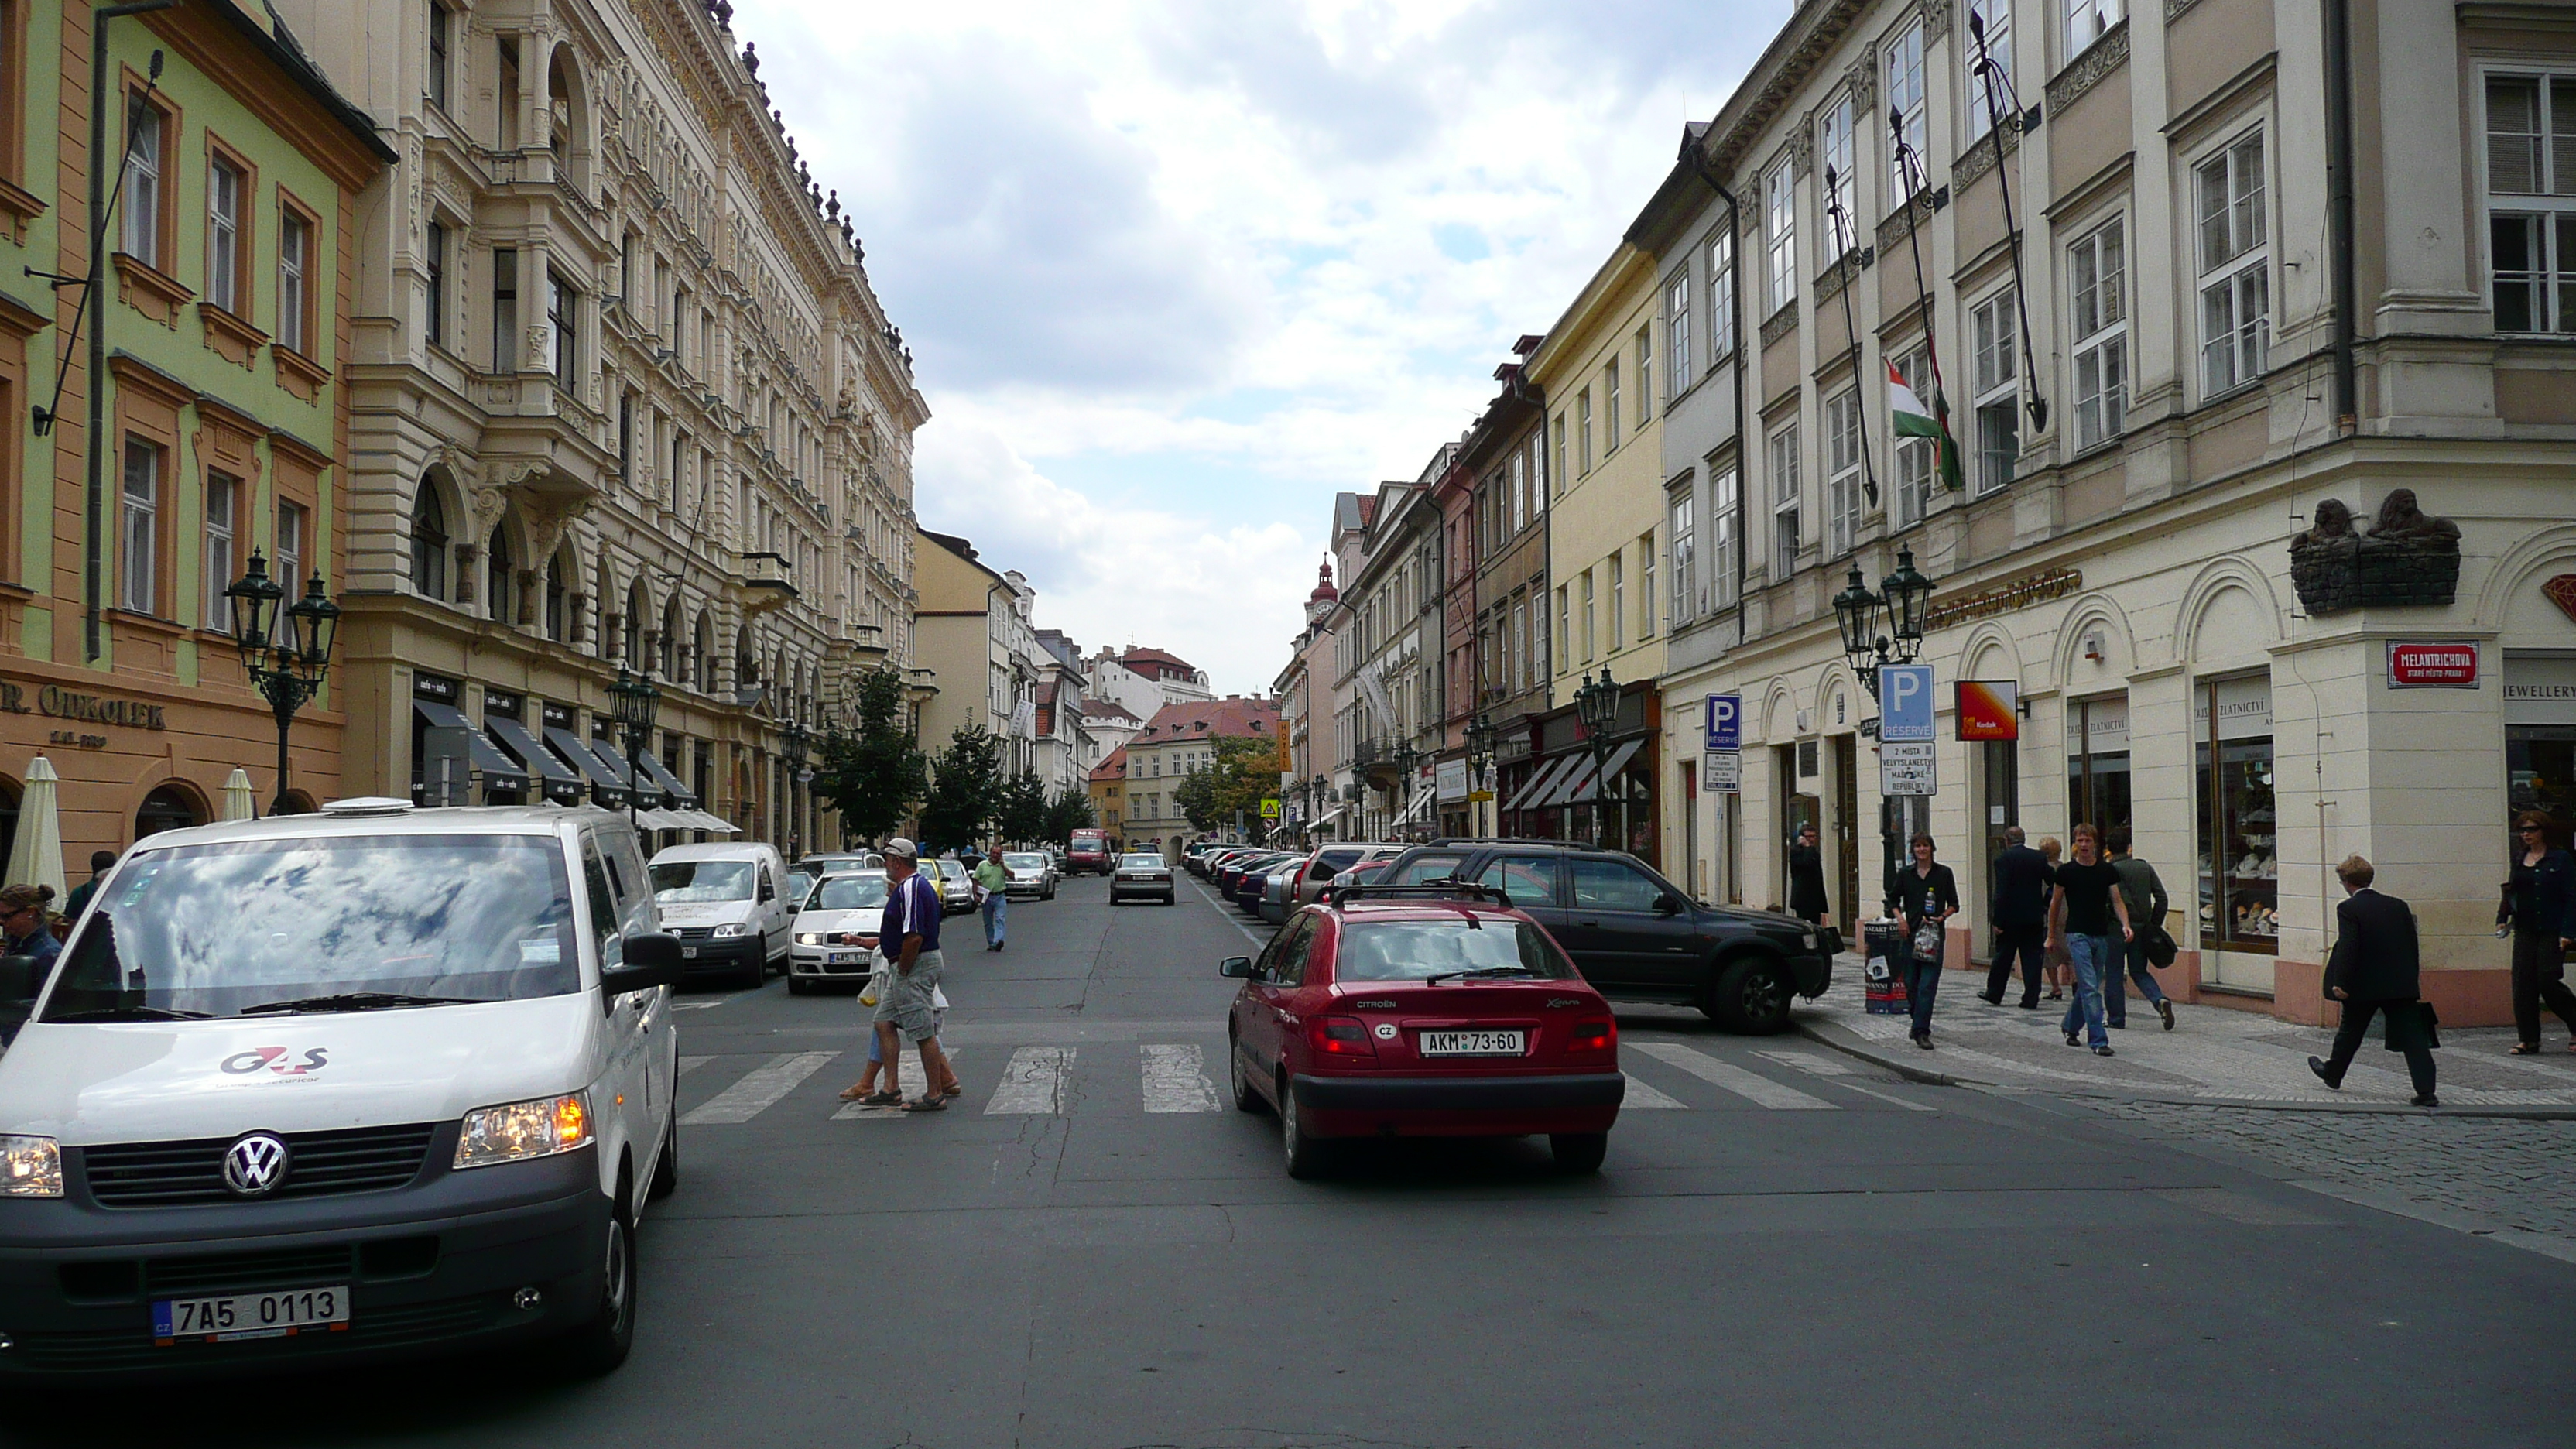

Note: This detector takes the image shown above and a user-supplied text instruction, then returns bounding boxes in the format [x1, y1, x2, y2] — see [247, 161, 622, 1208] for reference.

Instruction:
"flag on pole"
[1888, 358, 1966, 493]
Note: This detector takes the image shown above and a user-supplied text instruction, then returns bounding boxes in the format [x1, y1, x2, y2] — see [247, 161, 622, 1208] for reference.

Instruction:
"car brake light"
[1308, 1016, 1376, 1057]
[1568, 1019, 1615, 1051]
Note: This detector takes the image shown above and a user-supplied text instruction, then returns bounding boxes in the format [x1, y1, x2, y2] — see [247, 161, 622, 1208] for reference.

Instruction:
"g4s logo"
[221, 1046, 331, 1077]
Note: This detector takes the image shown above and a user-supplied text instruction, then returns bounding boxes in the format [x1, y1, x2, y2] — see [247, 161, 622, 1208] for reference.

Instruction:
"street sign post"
[1703, 694, 1741, 752]
[1881, 740, 1936, 796]
[1702, 750, 1742, 793]
[1878, 666, 1934, 741]
[1259, 798, 1281, 821]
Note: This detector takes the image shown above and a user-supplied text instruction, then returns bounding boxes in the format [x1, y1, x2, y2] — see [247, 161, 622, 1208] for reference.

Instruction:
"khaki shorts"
[872, 951, 945, 1043]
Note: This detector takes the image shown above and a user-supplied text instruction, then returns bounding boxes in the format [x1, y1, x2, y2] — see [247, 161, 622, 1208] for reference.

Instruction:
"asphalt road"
[17, 872, 2567, 1447]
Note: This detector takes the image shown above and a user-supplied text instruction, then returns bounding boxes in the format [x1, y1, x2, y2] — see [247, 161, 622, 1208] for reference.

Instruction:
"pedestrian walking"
[1980, 825, 2052, 1009]
[2309, 855, 2440, 1107]
[869, 839, 958, 1113]
[60, 850, 117, 923]
[2105, 827, 2177, 1031]
[974, 845, 1011, 952]
[840, 980, 961, 1104]
[1787, 824, 1829, 927]
[2050, 824, 2133, 1057]
[2038, 837, 2071, 999]
[0, 883, 60, 969]
[2499, 811, 2576, 1055]
[1885, 833, 1960, 1049]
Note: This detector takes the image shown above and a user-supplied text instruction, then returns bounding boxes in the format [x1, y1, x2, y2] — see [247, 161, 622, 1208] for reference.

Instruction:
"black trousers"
[2322, 997, 2435, 1098]
[2509, 926, 2576, 1046]
[1985, 923, 2045, 1005]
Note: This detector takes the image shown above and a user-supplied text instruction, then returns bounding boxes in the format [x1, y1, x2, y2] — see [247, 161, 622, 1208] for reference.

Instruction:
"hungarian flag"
[1889, 358, 1966, 492]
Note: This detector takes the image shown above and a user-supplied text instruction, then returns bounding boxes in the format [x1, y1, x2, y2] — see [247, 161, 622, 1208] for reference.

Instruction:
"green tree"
[1173, 734, 1276, 833]
[1043, 786, 1096, 843]
[811, 666, 927, 844]
[920, 723, 1004, 851]
[997, 769, 1048, 844]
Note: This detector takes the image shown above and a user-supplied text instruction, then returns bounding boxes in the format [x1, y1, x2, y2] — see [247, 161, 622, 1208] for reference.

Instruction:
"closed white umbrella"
[5, 755, 66, 896]
[221, 768, 259, 822]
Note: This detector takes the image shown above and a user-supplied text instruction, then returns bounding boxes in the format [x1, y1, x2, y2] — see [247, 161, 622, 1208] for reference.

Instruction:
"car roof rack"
[1418, 838, 1608, 851]
[1322, 880, 1509, 907]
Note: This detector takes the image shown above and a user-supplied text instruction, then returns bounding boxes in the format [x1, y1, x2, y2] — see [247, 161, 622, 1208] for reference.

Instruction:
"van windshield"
[653, 859, 755, 903]
[40, 834, 579, 1020]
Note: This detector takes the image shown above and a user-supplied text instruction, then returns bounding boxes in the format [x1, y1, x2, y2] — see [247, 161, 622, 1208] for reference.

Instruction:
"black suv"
[1365, 841, 1838, 1033]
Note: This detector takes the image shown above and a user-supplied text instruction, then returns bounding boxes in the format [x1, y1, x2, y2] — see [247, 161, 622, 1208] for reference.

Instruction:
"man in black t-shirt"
[2050, 824, 2134, 1056]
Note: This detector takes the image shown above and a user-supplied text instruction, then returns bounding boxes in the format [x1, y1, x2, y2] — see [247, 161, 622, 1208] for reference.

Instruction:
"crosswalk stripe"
[1752, 1049, 1849, 1076]
[1620, 1074, 1687, 1109]
[1140, 1044, 1222, 1113]
[985, 1046, 1074, 1115]
[833, 1050, 964, 1120]
[1631, 1042, 1838, 1111]
[682, 1051, 839, 1125]
[679, 1055, 714, 1076]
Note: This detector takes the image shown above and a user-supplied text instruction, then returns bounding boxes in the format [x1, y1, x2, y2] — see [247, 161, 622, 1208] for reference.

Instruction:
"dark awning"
[414, 700, 527, 786]
[628, 749, 698, 807]
[485, 716, 584, 797]
[545, 726, 631, 803]
[1567, 739, 1645, 803]
[1503, 755, 1579, 813]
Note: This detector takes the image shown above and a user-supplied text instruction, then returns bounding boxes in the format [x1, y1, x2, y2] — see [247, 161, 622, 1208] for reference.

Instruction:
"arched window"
[136, 783, 204, 839]
[625, 582, 648, 669]
[411, 484, 449, 601]
[694, 611, 713, 693]
[659, 597, 680, 677]
[544, 553, 567, 640]
[485, 525, 513, 623]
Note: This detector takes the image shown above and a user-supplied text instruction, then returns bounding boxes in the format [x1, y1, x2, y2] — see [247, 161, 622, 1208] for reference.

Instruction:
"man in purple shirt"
[874, 838, 956, 1112]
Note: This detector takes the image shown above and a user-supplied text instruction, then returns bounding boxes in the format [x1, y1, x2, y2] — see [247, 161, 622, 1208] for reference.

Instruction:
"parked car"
[788, 870, 890, 995]
[1109, 852, 1177, 905]
[1237, 855, 1303, 914]
[1372, 841, 1836, 1033]
[786, 851, 882, 909]
[1219, 879, 1625, 1178]
[1321, 858, 1397, 895]
[928, 858, 977, 916]
[650, 841, 793, 989]
[1282, 843, 1409, 912]
[1218, 851, 1289, 900]
[1002, 851, 1057, 900]
[1068, 830, 1112, 875]
[0, 799, 683, 1379]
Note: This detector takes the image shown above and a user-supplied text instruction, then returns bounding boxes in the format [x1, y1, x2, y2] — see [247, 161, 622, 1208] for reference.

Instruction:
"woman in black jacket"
[1886, 833, 1961, 1049]
[2501, 811, 2576, 1054]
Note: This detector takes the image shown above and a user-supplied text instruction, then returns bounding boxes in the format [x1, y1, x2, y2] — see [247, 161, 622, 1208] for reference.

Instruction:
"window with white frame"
[1769, 424, 1801, 577]
[1555, 585, 1570, 673]
[1581, 570, 1596, 662]
[2066, 0, 2122, 57]
[1667, 275, 1694, 397]
[1669, 488, 1697, 625]
[122, 97, 165, 268]
[1577, 390, 1594, 473]
[279, 208, 313, 355]
[119, 438, 159, 615]
[1605, 361, 1622, 442]
[1825, 391, 1863, 555]
[1711, 468, 1739, 608]
[2195, 128, 2269, 395]
[1892, 347, 1935, 527]
[1708, 229, 1735, 361]
[203, 474, 236, 629]
[1971, 291, 2019, 494]
[1965, 0, 2014, 140]
[2485, 74, 2576, 334]
[1509, 447, 1527, 535]
[1886, 22, 1927, 200]
[1514, 596, 1531, 694]
[1635, 327, 1653, 423]
[1608, 553, 1625, 648]
[207, 156, 244, 313]
[1638, 531, 1657, 639]
[1818, 96, 1855, 262]
[2069, 216, 2129, 449]
[1764, 159, 1797, 315]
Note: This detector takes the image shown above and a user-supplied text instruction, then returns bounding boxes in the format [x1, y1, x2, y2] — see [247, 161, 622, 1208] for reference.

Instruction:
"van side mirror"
[605, 933, 686, 994]
[0, 954, 38, 1005]
[1218, 955, 1253, 978]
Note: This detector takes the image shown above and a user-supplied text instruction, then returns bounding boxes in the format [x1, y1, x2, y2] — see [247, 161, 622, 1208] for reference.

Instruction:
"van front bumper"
[0, 1139, 608, 1380]
[674, 933, 764, 977]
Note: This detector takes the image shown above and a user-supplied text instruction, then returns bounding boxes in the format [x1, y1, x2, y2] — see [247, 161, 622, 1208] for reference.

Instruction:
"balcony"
[736, 551, 797, 615]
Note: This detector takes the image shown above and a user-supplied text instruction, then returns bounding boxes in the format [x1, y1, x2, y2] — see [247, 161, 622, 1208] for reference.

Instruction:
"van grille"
[81, 1124, 438, 1208]
[671, 927, 714, 940]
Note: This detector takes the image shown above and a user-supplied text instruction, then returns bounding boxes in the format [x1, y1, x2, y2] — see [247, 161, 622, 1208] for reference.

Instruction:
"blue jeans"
[2105, 936, 2167, 1026]
[980, 892, 1007, 947]
[2060, 933, 2115, 1047]
[1899, 939, 1942, 1039]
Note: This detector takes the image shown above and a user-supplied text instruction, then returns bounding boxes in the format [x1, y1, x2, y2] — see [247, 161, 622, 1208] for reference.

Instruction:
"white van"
[0, 800, 684, 1382]
[646, 841, 791, 990]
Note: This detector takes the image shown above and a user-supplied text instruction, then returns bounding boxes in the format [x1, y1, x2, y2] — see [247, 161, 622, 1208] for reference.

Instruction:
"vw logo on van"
[222, 1133, 292, 1198]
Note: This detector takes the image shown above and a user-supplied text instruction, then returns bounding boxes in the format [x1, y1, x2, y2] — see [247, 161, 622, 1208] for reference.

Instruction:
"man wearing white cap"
[873, 839, 957, 1112]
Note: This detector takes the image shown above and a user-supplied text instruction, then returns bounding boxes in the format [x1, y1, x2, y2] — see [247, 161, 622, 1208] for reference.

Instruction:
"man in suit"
[2309, 855, 2438, 1107]
[1980, 826, 2053, 1009]
[1787, 824, 1829, 926]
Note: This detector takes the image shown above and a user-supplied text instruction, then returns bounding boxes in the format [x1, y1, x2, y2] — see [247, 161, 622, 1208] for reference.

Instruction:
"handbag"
[2144, 924, 2178, 969]
[1910, 918, 1944, 961]
[858, 964, 889, 1009]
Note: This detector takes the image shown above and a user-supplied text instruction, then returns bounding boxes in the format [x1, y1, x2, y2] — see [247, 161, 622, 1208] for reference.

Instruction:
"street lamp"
[608, 667, 662, 830]
[781, 717, 810, 856]
[1464, 713, 1496, 838]
[1392, 742, 1420, 839]
[224, 550, 339, 815]
[1573, 668, 1620, 851]
[1831, 545, 1940, 896]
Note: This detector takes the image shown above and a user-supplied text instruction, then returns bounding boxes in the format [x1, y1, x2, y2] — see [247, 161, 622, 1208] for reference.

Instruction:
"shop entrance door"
[1978, 738, 2019, 961]
[1831, 735, 1858, 933]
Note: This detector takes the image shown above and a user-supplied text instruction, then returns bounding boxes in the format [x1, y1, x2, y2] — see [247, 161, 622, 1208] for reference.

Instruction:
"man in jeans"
[2050, 823, 2135, 1057]
[2105, 827, 2176, 1030]
[974, 845, 1010, 951]
[874, 839, 957, 1113]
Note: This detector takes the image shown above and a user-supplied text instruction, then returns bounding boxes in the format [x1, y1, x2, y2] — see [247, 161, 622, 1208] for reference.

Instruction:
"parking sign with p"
[1703, 694, 1741, 752]
[1879, 666, 1935, 742]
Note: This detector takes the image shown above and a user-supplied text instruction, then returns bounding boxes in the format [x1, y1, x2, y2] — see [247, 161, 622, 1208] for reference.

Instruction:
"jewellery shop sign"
[0, 677, 170, 749]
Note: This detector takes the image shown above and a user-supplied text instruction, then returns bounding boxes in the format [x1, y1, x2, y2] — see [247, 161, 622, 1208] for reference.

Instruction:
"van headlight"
[454, 1092, 592, 1170]
[0, 1136, 62, 1197]
[711, 922, 753, 937]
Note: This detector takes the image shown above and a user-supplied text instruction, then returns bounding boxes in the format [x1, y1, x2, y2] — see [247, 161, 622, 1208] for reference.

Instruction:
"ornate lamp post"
[1464, 713, 1496, 838]
[608, 667, 662, 830]
[781, 716, 810, 856]
[1831, 545, 1938, 889]
[224, 550, 340, 816]
[1392, 742, 1420, 839]
[1573, 668, 1620, 850]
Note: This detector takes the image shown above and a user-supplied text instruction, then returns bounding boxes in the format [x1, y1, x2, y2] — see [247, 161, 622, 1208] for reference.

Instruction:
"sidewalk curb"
[1791, 1014, 2576, 1118]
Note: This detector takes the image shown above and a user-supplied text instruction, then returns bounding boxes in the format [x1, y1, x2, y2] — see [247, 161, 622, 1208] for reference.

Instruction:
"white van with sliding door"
[0, 800, 686, 1382]
[646, 841, 792, 990]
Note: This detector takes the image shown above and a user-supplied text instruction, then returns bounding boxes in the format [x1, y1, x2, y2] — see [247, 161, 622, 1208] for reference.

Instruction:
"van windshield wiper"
[46, 1005, 215, 1023]
[238, 992, 491, 1016]
[1420, 965, 1543, 985]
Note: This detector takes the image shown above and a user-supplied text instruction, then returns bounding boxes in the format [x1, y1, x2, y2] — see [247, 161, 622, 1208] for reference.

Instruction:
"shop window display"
[2066, 695, 2131, 840]
[2195, 677, 2276, 951]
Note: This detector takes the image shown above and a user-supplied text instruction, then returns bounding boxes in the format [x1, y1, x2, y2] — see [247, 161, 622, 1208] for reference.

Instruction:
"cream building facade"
[293, 0, 925, 852]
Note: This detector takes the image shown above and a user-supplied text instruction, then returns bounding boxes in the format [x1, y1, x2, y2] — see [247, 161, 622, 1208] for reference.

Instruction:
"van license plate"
[1419, 1029, 1525, 1057]
[154, 1286, 351, 1343]
[680, 947, 698, 959]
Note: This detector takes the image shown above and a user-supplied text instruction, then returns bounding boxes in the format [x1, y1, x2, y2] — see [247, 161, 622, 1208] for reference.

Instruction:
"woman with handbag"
[1885, 833, 1961, 1050]
[2501, 811, 2576, 1055]
[2037, 838, 2071, 1000]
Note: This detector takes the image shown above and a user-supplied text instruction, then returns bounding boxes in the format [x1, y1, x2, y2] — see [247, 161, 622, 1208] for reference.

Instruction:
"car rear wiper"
[238, 992, 491, 1016]
[45, 1005, 215, 1023]
[1421, 965, 1543, 985]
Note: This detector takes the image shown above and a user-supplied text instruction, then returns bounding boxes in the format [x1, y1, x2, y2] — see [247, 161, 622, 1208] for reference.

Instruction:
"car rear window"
[1118, 855, 1164, 868]
[1314, 849, 1362, 872]
[1331, 920, 1577, 982]
[1005, 854, 1047, 868]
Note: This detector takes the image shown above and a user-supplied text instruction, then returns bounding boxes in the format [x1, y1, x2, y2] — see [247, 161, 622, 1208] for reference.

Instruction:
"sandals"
[838, 1083, 879, 1101]
[2509, 1042, 2540, 1056]
[860, 1091, 906, 1106]
[903, 1096, 948, 1112]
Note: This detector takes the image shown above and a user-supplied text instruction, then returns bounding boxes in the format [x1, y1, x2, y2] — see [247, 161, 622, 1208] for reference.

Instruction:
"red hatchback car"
[1220, 883, 1625, 1177]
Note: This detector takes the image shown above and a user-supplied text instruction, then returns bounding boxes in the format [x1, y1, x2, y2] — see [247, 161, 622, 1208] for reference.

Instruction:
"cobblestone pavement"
[1797, 956, 2576, 1110]
[2084, 1098, 2576, 1259]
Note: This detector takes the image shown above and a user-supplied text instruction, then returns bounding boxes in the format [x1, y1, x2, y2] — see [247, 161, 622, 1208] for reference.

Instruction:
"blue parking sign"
[1879, 666, 1936, 742]
[1704, 694, 1741, 752]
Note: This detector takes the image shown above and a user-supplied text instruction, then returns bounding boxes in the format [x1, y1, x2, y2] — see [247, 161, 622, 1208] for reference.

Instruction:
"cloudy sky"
[738, 0, 1788, 695]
